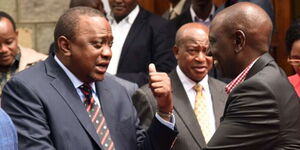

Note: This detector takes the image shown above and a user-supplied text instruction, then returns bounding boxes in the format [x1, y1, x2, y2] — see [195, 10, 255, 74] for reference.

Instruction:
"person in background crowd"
[0, 11, 47, 99]
[286, 18, 300, 97]
[107, 0, 176, 86]
[169, 0, 231, 83]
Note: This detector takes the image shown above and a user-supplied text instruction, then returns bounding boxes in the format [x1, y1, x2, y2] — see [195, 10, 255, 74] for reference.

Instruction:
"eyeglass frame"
[287, 57, 300, 66]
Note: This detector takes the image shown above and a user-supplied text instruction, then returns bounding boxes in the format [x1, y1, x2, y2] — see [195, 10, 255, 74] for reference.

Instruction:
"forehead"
[77, 16, 112, 37]
[0, 18, 15, 35]
[181, 28, 208, 45]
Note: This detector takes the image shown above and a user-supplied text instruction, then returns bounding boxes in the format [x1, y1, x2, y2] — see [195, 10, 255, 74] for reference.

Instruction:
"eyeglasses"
[287, 58, 300, 66]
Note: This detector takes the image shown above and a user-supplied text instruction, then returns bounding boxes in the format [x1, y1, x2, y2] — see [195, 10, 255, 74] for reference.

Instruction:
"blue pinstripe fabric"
[0, 108, 18, 150]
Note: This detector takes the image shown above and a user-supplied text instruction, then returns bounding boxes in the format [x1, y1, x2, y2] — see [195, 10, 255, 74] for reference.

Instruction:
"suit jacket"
[0, 108, 18, 150]
[115, 7, 176, 87]
[1, 56, 178, 150]
[105, 73, 138, 97]
[206, 53, 300, 149]
[132, 70, 227, 150]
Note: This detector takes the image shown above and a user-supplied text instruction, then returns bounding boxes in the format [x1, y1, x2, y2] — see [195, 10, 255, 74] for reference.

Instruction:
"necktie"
[193, 84, 214, 143]
[79, 83, 115, 150]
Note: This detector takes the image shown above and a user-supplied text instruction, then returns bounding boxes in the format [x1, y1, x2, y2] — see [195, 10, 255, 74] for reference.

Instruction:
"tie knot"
[193, 84, 203, 93]
[79, 83, 92, 98]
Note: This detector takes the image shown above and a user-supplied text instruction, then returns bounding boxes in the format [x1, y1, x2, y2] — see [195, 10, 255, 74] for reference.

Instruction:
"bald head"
[212, 2, 273, 53]
[208, 2, 273, 78]
[175, 23, 209, 47]
[174, 23, 213, 82]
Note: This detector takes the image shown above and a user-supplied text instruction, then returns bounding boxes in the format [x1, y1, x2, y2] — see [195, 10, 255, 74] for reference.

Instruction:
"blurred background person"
[107, 0, 176, 86]
[0, 11, 47, 99]
[286, 18, 300, 97]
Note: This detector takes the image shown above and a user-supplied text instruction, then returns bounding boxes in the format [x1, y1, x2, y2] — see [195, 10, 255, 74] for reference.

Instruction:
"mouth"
[192, 66, 207, 73]
[0, 55, 11, 61]
[95, 62, 109, 73]
[112, 5, 125, 11]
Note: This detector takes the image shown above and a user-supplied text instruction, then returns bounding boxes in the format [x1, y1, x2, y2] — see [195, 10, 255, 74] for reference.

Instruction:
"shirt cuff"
[155, 113, 175, 130]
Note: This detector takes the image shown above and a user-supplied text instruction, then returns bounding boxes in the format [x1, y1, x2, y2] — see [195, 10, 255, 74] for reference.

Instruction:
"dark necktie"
[79, 83, 115, 150]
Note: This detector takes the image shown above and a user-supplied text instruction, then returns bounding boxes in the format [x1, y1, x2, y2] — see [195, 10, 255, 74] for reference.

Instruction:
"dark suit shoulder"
[138, 7, 169, 30]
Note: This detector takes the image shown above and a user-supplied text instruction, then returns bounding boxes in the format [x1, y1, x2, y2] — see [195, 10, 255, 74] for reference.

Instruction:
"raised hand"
[148, 63, 173, 121]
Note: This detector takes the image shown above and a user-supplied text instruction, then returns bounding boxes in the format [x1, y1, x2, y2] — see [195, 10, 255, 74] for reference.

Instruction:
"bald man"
[133, 23, 227, 150]
[206, 2, 300, 149]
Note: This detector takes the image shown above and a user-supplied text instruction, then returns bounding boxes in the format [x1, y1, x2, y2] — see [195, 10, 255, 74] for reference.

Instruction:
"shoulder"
[19, 45, 47, 60]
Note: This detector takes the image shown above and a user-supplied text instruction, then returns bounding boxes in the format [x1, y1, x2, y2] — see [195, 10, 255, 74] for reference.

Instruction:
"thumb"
[149, 63, 157, 73]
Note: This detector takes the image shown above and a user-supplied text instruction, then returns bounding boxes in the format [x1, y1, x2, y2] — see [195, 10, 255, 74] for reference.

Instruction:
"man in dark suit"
[107, 0, 176, 86]
[48, 0, 139, 96]
[206, 2, 300, 149]
[132, 23, 227, 150]
[1, 7, 178, 150]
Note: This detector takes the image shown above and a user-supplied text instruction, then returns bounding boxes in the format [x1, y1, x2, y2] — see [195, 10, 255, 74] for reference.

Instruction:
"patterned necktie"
[79, 83, 115, 150]
[193, 84, 214, 143]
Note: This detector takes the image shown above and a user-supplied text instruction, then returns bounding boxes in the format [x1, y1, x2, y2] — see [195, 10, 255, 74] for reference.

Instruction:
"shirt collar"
[176, 65, 209, 92]
[190, 4, 215, 23]
[107, 5, 139, 25]
[225, 57, 260, 94]
[54, 55, 96, 92]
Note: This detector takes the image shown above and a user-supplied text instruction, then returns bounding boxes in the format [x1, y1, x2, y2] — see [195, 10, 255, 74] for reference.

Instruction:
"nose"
[100, 45, 112, 61]
[0, 44, 9, 54]
[195, 51, 207, 62]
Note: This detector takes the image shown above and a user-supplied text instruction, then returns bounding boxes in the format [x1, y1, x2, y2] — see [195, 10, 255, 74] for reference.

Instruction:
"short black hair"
[0, 11, 16, 31]
[285, 17, 300, 54]
[54, 6, 105, 51]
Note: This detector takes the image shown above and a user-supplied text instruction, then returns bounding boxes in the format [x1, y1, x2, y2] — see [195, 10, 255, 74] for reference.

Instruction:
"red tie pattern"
[79, 83, 115, 150]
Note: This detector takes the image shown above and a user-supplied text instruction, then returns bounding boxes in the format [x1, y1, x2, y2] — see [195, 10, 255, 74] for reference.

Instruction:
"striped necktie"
[79, 83, 115, 150]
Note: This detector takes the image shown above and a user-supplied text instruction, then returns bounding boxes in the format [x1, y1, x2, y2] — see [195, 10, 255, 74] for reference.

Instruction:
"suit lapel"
[45, 57, 102, 149]
[117, 7, 147, 68]
[170, 71, 206, 148]
[208, 77, 226, 127]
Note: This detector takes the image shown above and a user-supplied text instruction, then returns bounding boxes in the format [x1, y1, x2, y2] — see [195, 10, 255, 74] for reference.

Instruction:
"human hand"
[148, 63, 173, 121]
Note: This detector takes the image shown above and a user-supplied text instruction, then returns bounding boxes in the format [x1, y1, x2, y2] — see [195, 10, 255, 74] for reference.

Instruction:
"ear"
[234, 30, 246, 53]
[173, 45, 179, 59]
[57, 36, 72, 56]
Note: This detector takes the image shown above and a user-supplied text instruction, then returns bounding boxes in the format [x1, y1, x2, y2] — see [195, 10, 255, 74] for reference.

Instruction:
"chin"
[92, 75, 105, 81]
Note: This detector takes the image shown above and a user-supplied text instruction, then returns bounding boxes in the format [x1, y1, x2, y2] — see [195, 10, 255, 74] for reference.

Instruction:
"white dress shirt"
[106, 5, 140, 75]
[54, 56, 175, 129]
[176, 66, 216, 131]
